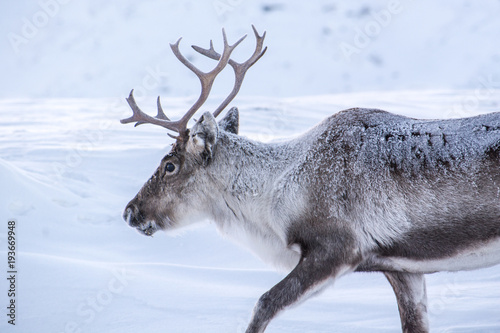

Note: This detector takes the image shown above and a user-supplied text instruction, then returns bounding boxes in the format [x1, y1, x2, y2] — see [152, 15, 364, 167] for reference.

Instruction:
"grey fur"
[123, 107, 500, 332]
[217, 107, 239, 134]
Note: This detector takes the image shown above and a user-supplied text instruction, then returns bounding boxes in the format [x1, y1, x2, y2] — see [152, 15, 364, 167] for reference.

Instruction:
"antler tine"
[121, 90, 179, 131]
[191, 39, 228, 61]
[156, 96, 170, 120]
[169, 29, 246, 134]
[192, 25, 267, 118]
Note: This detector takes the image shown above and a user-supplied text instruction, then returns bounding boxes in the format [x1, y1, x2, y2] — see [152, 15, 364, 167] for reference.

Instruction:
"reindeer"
[121, 26, 500, 333]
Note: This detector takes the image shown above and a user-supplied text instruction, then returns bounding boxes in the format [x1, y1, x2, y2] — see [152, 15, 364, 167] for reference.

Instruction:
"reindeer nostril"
[123, 207, 132, 222]
[123, 202, 144, 228]
[123, 203, 140, 226]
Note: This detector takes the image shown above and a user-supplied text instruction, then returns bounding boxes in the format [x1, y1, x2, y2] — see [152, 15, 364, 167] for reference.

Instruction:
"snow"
[2, 1, 500, 99]
[1, 1, 500, 332]
[1, 91, 500, 332]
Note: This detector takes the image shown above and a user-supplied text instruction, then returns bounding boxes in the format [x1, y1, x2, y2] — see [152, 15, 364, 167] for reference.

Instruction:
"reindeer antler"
[121, 27, 266, 139]
[192, 25, 267, 117]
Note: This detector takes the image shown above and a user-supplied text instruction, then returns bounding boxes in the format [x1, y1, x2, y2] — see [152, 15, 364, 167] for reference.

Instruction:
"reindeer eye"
[165, 163, 176, 173]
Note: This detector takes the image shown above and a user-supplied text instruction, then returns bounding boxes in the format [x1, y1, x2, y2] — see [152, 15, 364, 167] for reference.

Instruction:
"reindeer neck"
[204, 130, 303, 269]
[210, 131, 294, 193]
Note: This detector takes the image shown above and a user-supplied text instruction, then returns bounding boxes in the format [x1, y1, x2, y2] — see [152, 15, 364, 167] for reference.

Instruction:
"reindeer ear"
[218, 107, 239, 134]
[186, 112, 218, 166]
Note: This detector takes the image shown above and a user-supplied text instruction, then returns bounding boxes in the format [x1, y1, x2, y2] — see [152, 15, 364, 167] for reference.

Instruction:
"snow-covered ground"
[2, 1, 500, 332]
[1, 90, 500, 333]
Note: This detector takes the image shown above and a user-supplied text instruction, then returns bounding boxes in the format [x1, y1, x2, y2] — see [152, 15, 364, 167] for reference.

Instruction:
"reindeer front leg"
[245, 245, 360, 333]
[384, 272, 429, 333]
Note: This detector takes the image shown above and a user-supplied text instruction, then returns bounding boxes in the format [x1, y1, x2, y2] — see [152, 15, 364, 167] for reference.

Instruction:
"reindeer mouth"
[123, 204, 171, 236]
[123, 205, 160, 237]
[137, 220, 158, 237]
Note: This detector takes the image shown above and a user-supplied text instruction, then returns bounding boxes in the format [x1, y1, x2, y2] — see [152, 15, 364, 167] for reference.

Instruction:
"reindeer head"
[122, 27, 266, 236]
